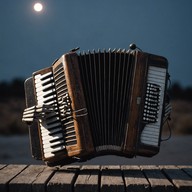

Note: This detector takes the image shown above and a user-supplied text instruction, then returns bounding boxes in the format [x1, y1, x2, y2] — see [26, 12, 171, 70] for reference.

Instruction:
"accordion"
[23, 46, 171, 166]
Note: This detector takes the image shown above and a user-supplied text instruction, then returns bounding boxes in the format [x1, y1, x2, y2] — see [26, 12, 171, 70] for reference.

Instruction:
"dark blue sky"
[0, 0, 192, 87]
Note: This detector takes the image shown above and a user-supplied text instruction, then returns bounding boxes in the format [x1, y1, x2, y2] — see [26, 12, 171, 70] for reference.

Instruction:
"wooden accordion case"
[22, 46, 171, 166]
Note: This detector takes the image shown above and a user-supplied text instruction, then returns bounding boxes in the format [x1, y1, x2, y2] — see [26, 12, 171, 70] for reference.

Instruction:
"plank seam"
[7, 165, 29, 192]
[160, 167, 177, 191]
[139, 166, 152, 191]
[98, 166, 101, 192]
[71, 166, 80, 192]
[120, 165, 127, 192]
[42, 168, 56, 192]
[0, 164, 7, 170]
[176, 166, 192, 179]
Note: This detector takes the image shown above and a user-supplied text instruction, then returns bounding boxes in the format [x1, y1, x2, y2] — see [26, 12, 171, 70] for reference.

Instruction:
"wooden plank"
[100, 165, 125, 192]
[30, 166, 54, 192]
[0, 164, 7, 170]
[9, 165, 53, 192]
[1, 164, 192, 192]
[178, 165, 192, 178]
[161, 165, 192, 192]
[47, 165, 80, 192]
[141, 165, 174, 192]
[0, 164, 27, 192]
[121, 165, 150, 192]
[74, 165, 100, 192]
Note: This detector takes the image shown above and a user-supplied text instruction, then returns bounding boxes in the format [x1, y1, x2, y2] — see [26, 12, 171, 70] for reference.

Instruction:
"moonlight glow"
[34, 3, 43, 12]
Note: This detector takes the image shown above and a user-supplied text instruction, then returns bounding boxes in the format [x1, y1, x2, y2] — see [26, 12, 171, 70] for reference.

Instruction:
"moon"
[33, 3, 43, 12]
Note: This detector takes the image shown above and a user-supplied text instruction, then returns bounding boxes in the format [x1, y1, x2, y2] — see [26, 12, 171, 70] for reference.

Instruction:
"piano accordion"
[23, 47, 171, 166]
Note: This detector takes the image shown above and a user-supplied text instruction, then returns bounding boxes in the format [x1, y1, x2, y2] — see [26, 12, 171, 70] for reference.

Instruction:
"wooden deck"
[0, 164, 192, 192]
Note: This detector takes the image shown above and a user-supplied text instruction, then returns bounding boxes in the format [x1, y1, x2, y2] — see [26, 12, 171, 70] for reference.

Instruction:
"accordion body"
[23, 48, 169, 166]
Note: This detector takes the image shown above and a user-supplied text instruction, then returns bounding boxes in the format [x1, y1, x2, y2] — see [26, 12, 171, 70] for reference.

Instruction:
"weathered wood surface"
[0, 164, 192, 192]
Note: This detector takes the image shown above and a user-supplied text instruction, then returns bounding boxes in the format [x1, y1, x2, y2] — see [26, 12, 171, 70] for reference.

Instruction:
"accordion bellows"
[23, 48, 170, 166]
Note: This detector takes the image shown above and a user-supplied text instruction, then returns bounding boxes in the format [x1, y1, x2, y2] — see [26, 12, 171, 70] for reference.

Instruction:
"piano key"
[35, 71, 52, 80]
[41, 127, 62, 134]
[43, 145, 65, 153]
[37, 89, 55, 97]
[35, 76, 54, 85]
[46, 121, 62, 128]
[45, 113, 59, 120]
[44, 100, 57, 105]
[36, 83, 55, 92]
[43, 138, 64, 147]
[44, 147, 65, 155]
[41, 130, 63, 138]
[37, 94, 57, 102]
[44, 152, 54, 158]
[43, 144, 64, 153]
[45, 116, 60, 123]
[44, 145, 65, 154]
[42, 135, 63, 145]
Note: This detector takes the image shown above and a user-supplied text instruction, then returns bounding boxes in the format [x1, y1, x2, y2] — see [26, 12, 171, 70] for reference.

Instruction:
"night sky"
[0, 0, 192, 87]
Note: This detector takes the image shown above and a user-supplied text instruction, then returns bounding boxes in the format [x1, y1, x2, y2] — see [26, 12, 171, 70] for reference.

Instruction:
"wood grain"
[141, 165, 174, 192]
[0, 164, 27, 192]
[100, 165, 125, 192]
[161, 165, 192, 192]
[0, 164, 192, 192]
[122, 165, 150, 192]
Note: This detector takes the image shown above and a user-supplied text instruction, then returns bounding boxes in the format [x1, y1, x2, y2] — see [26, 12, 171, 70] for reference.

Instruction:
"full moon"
[34, 3, 43, 12]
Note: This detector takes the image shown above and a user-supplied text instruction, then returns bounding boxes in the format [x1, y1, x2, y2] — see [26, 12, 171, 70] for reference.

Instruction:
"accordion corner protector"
[22, 47, 171, 166]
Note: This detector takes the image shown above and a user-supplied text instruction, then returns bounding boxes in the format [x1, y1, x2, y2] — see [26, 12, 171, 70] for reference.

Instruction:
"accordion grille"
[53, 63, 77, 146]
[78, 50, 134, 150]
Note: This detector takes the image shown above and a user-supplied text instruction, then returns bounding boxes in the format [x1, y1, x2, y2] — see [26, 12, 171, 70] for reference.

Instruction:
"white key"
[44, 152, 54, 158]
[37, 89, 55, 97]
[44, 145, 65, 154]
[41, 126, 61, 133]
[43, 140, 64, 149]
[42, 132, 63, 142]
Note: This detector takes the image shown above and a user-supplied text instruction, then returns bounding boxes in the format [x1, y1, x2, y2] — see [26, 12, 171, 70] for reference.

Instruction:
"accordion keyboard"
[141, 66, 167, 146]
[34, 72, 66, 158]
